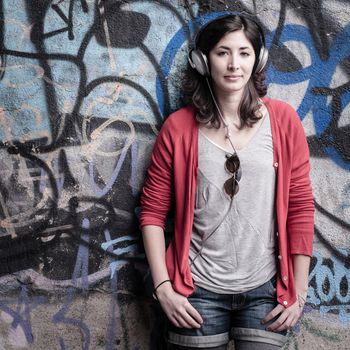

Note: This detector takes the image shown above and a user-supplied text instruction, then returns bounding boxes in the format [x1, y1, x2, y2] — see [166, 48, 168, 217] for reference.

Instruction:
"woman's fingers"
[159, 289, 203, 329]
[271, 316, 292, 332]
[174, 305, 202, 328]
[172, 312, 195, 329]
[185, 302, 204, 325]
[266, 311, 288, 332]
[265, 300, 303, 332]
[169, 315, 182, 328]
[261, 304, 284, 324]
[172, 300, 202, 328]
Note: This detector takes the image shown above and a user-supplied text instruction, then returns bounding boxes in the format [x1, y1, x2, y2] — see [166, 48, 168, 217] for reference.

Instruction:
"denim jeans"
[167, 276, 287, 349]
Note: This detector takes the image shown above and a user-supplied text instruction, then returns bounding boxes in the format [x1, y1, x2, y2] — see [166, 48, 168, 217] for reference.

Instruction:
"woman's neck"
[215, 91, 243, 126]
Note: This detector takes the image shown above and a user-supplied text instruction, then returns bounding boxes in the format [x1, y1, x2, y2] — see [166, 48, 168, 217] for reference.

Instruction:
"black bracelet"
[153, 279, 171, 301]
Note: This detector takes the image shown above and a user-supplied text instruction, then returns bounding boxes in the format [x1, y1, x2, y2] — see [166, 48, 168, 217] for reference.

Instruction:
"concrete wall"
[0, 0, 349, 349]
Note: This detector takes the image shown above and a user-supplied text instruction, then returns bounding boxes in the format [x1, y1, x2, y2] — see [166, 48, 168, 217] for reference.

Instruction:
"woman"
[140, 14, 314, 350]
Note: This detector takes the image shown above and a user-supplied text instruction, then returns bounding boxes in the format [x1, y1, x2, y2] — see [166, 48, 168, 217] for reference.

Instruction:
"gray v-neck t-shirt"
[189, 113, 277, 294]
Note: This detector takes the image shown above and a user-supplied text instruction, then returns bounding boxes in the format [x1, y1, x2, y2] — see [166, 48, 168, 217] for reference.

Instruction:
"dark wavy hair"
[183, 15, 268, 129]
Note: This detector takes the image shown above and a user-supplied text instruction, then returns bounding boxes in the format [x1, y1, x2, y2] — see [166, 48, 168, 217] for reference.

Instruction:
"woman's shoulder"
[263, 96, 297, 115]
[161, 105, 197, 134]
[263, 97, 301, 126]
[263, 97, 307, 144]
[165, 105, 196, 123]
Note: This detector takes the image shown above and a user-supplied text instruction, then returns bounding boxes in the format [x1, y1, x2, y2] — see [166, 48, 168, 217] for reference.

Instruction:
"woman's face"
[208, 29, 256, 97]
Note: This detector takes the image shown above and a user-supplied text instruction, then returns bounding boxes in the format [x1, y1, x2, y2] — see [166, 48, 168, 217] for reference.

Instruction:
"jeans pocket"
[267, 275, 277, 296]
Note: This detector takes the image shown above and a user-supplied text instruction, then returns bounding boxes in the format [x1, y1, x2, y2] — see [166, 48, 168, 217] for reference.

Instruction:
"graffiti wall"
[0, 0, 349, 349]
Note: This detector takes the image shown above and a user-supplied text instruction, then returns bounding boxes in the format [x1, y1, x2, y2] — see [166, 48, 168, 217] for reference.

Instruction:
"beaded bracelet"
[152, 279, 171, 301]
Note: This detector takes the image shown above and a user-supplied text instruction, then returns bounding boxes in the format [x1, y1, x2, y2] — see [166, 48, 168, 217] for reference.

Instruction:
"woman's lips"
[224, 75, 242, 81]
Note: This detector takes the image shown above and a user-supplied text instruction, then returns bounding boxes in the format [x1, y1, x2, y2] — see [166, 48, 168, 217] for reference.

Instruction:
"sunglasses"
[224, 153, 242, 198]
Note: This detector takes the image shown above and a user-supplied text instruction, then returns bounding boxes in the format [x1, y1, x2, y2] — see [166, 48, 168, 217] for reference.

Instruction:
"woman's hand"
[156, 283, 203, 329]
[262, 294, 306, 332]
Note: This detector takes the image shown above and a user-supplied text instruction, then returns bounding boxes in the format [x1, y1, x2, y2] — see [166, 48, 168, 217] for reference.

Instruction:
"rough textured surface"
[0, 0, 349, 349]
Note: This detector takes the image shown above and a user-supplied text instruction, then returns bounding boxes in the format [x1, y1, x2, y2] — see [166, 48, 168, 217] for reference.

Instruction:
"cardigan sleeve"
[139, 119, 174, 230]
[287, 110, 315, 256]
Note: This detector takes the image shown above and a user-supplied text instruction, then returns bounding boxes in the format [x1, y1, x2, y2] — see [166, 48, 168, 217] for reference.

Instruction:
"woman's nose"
[228, 55, 239, 70]
[228, 62, 239, 71]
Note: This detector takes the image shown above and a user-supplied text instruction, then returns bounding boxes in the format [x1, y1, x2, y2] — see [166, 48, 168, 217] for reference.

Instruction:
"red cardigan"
[140, 97, 314, 308]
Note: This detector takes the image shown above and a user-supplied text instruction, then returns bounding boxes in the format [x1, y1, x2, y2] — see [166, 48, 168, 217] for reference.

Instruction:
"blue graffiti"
[102, 229, 138, 350]
[0, 285, 46, 344]
[308, 250, 350, 323]
[157, 16, 350, 170]
[101, 231, 138, 279]
[88, 146, 128, 198]
[52, 218, 91, 350]
[106, 269, 118, 350]
[266, 24, 350, 171]
[52, 156, 65, 197]
[103, 229, 118, 350]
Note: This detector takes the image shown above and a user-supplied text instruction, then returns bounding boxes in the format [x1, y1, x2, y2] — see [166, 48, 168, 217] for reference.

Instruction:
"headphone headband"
[193, 14, 266, 51]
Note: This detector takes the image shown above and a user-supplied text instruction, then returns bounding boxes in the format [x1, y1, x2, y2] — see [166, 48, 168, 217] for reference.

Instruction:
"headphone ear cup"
[255, 47, 269, 73]
[188, 49, 210, 77]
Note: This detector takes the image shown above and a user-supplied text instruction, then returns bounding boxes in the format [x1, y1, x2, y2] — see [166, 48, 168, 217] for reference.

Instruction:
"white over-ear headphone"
[188, 15, 269, 77]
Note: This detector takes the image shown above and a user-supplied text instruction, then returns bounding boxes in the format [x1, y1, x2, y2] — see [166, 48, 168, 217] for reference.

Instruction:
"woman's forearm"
[142, 225, 202, 327]
[142, 225, 170, 288]
[293, 254, 311, 296]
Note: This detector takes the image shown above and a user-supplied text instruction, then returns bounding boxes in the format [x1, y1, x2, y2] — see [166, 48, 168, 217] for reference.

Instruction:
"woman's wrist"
[297, 293, 307, 309]
[153, 279, 172, 300]
[295, 286, 308, 309]
[295, 285, 308, 294]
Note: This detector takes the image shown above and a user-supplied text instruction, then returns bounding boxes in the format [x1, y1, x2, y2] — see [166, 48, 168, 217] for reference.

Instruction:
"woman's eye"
[241, 52, 250, 57]
[217, 51, 228, 56]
